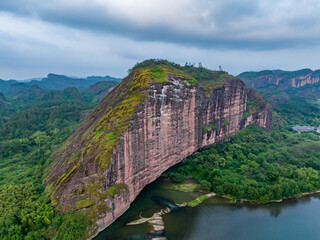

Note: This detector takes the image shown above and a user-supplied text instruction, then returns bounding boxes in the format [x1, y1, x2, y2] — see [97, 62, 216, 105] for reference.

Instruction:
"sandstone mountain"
[238, 69, 320, 105]
[45, 60, 272, 238]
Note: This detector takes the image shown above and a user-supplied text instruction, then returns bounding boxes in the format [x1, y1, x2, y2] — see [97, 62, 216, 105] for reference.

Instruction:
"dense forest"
[166, 97, 320, 202]
[167, 124, 320, 202]
[0, 82, 116, 240]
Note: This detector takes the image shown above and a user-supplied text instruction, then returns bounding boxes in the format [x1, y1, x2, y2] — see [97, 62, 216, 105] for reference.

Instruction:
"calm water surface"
[95, 178, 320, 240]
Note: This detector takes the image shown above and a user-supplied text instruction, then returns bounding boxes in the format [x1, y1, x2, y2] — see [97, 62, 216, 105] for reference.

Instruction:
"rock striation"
[238, 69, 320, 90]
[238, 69, 320, 105]
[45, 60, 271, 238]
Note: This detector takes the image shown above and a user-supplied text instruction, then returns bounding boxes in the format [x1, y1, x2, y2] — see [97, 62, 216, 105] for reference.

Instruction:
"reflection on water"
[95, 178, 320, 240]
[164, 194, 320, 240]
[94, 178, 201, 240]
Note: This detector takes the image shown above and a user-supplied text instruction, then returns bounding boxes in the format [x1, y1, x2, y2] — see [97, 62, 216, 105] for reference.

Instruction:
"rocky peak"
[45, 60, 272, 238]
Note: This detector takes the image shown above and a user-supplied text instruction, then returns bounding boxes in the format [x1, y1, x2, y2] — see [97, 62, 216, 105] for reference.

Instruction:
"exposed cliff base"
[45, 60, 271, 237]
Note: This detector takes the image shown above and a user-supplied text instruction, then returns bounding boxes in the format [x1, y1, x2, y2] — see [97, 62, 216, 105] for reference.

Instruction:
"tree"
[198, 180, 212, 193]
[31, 131, 49, 146]
[171, 173, 185, 183]
[55, 212, 89, 240]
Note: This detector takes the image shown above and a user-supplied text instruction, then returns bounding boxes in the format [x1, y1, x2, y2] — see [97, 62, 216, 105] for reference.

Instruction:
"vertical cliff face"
[238, 69, 320, 90]
[45, 61, 271, 237]
[291, 74, 320, 88]
[238, 69, 320, 105]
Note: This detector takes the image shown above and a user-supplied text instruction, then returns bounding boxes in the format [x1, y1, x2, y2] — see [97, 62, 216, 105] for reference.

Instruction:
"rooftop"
[292, 125, 319, 132]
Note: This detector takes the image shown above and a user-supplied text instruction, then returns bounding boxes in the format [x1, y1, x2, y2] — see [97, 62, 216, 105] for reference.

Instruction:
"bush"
[171, 173, 185, 183]
[198, 180, 212, 193]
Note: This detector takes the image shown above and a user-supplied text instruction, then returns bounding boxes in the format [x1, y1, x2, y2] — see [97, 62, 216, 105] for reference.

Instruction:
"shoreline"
[124, 184, 320, 238]
[220, 189, 320, 205]
[176, 192, 216, 207]
[167, 181, 320, 205]
[126, 192, 217, 228]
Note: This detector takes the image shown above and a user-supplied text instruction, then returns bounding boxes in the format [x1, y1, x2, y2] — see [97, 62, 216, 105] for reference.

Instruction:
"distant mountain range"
[0, 74, 121, 118]
[238, 69, 320, 105]
[0, 73, 122, 97]
[3, 68, 320, 108]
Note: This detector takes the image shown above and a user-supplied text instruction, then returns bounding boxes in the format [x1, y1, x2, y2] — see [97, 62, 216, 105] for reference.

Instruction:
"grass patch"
[186, 194, 211, 207]
[149, 65, 167, 82]
[169, 183, 199, 192]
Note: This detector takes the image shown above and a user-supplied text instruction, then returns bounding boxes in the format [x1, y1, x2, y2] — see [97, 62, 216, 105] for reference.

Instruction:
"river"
[94, 178, 320, 240]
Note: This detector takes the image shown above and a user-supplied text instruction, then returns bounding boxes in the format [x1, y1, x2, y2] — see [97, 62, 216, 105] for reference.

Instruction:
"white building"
[292, 126, 315, 133]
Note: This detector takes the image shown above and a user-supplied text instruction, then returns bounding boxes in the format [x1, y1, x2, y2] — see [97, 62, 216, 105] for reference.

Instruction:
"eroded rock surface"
[45, 64, 271, 238]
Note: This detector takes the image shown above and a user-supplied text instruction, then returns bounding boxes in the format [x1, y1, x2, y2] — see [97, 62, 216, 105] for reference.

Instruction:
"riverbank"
[217, 189, 320, 205]
[126, 179, 318, 237]
[177, 193, 216, 207]
[167, 181, 320, 205]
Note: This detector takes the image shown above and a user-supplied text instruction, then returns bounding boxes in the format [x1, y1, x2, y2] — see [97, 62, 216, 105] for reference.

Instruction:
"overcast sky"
[1, 0, 320, 79]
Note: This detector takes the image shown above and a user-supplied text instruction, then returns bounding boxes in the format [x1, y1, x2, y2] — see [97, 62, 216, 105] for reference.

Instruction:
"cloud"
[0, 12, 133, 79]
[0, 0, 320, 79]
[1, 0, 320, 50]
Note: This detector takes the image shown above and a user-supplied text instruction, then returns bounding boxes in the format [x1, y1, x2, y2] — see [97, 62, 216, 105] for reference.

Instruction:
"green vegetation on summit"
[129, 59, 235, 95]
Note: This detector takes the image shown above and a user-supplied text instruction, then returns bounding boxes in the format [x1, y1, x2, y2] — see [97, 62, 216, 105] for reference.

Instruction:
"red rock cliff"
[45, 63, 271, 238]
[238, 68, 320, 90]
